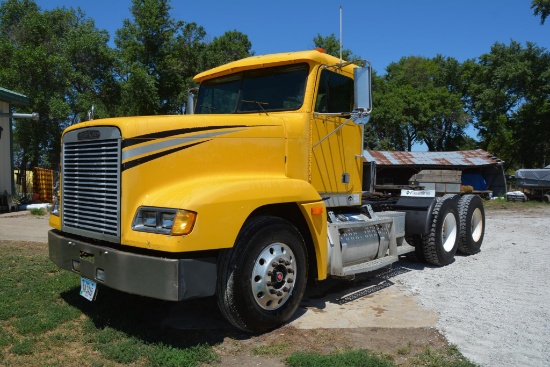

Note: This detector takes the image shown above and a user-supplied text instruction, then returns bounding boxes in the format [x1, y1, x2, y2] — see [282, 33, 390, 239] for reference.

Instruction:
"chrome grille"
[62, 127, 121, 241]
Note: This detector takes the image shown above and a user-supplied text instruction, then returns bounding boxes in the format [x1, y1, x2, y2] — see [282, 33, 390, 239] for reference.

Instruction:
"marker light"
[311, 206, 323, 215]
[171, 210, 197, 236]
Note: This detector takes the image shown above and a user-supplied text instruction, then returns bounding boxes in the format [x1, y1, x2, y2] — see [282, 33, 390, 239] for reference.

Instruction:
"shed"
[0, 87, 30, 209]
[362, 149, 506, 197]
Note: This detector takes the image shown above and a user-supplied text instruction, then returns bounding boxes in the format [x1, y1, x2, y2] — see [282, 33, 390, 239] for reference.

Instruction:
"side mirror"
[352, 62, 372, 125]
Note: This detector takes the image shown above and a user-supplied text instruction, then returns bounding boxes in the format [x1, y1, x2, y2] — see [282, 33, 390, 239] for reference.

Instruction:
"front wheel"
[422, 195, 460, 266]
[216, 216, 307, 333]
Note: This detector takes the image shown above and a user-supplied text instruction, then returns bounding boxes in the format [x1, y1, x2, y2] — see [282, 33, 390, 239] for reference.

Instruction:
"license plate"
[80, 278, 97, 301]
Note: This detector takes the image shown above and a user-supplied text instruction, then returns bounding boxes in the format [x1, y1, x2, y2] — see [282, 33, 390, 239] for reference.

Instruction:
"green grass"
[252, 340, 292, 355]
[483, 197, 548, 210]
[286, 349, 393, 367]
[0, 246, 218, 366]
[286, 346, 479, 367]
[407, 346, 478, 367]
[29, 208, 47, 216]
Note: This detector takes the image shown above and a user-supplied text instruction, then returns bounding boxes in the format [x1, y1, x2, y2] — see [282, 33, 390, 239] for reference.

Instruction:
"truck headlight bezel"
[132, 207, 196, 236]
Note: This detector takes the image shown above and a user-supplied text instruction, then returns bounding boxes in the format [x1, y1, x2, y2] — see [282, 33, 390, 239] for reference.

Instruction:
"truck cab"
[48, 50, 484, 333]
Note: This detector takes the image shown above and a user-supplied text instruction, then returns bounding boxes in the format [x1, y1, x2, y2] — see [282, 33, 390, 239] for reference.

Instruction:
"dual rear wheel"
[407, 194, 485, 266]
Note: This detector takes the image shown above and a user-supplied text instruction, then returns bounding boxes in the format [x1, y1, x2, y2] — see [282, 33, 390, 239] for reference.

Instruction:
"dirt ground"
[1, 202, 549, 366]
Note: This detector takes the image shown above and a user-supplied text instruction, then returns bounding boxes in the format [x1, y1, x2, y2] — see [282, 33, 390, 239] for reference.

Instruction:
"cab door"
[310, 68, 363, 206]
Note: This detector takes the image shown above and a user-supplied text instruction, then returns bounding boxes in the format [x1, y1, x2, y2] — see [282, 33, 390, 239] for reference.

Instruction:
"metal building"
[0, 87, 30, 211]
[362, 149, 507, 197]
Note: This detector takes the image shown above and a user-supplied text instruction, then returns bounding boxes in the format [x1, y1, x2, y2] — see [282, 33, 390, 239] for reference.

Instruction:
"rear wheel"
[422, 195, 459, 266]
[216, 216, 307, 333]
[457, 194, 485, 255]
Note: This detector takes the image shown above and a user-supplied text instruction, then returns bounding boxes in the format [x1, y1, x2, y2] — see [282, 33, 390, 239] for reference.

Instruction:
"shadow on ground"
[61, 256, 432, 348]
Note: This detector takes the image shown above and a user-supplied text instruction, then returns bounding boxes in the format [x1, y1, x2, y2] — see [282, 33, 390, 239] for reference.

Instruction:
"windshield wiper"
[241, 100, 269, 115]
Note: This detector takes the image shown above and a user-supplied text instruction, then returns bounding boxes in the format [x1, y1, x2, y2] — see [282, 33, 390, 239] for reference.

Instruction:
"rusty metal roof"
[363, 149, 504, 166]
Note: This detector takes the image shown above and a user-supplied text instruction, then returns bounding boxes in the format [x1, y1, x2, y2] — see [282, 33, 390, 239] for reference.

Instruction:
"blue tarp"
[461, 172, 487, 191]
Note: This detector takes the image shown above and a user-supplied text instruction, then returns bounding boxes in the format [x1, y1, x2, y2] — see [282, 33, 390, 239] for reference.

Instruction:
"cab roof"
[193, 49, 357, 82]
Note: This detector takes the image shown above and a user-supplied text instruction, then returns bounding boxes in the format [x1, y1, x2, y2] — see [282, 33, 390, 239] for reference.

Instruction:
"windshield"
[195, 63, 309, 114]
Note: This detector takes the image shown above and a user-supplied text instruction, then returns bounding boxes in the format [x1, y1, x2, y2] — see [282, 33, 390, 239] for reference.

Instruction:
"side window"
[315, 69, 354, 113]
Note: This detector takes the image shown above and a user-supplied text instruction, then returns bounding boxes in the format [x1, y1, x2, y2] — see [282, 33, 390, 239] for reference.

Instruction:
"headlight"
[132, 207, 196, 236]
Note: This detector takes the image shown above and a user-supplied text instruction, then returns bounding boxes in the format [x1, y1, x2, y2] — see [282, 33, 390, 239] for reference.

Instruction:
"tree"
[532, 0, 550, 24]
[115, 0, 185, 115]
[463, 40, 550, 168]
[0, 0, 116, 186]
[115, 0, 253, 116]
[313, 33, 358, 62]
[203, 30, 253, 69]
[371, 56, 470, 151]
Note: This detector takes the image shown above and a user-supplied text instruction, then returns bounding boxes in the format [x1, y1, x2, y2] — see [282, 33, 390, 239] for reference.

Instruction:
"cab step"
[341, 255, 398, 276]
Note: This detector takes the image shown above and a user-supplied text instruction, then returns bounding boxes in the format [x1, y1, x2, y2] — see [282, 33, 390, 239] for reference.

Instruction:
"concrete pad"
[290, 271, 438, 329]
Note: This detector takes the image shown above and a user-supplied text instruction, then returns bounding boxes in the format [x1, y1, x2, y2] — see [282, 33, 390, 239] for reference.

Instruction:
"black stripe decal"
[121, 140, 210, 172]
[122, 125, 248, 148]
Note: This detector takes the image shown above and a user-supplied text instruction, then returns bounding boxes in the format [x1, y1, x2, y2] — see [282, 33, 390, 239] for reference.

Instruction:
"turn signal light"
[311, 207, 323, 215]
[171, 210, 197, 236]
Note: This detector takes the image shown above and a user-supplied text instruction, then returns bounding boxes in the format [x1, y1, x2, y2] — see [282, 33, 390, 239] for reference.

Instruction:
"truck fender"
[124, 177, 323, 252]
[394, 195, 459, 235]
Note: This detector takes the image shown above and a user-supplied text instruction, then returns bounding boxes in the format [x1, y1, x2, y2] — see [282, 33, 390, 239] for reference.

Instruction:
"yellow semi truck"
[48, 49, 485, 332]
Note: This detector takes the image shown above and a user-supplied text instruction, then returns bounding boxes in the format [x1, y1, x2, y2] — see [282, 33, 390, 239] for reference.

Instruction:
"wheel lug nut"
[267, 271, 273, 276]
[287, 268, 294, 274]
[272, 262, 278, 267]
[287, 278, 293, 283]
[283, 287, 289, 292]
[270, 289, 276, 294]
[285, 261, 291, 266]
[279, 258, 285, 263]
[267, 281, 272, 286]
[276, 291, 283, 296]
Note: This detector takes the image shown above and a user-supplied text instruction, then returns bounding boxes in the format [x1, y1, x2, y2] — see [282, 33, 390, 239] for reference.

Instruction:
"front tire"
[422, 195, 460, 266]
[216, 216, 307, 333]
[457, 194, 485, 255]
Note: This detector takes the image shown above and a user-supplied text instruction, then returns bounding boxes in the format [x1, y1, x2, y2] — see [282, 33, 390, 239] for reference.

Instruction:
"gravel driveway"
[396, 206, 550, 367]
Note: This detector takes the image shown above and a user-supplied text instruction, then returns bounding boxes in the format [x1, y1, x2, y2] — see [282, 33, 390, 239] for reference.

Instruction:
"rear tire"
[216, 216, 307, 333]
[422, 195, 459, 266]
[457, 195, 485, 255]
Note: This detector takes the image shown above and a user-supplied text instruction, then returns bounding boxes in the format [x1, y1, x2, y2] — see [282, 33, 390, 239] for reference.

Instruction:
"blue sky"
[35, 0, 549, 74]
[32, 0, 549, 150]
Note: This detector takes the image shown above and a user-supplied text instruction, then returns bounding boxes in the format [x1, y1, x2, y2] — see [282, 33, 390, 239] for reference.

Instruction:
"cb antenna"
[339, 5, 343, 64]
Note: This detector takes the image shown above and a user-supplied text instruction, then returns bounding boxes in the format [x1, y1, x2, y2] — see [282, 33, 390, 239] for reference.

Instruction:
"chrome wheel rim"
[251, 243, 296, 310]
[441, 212, 458, 252]
[471, 208, 483, 242]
